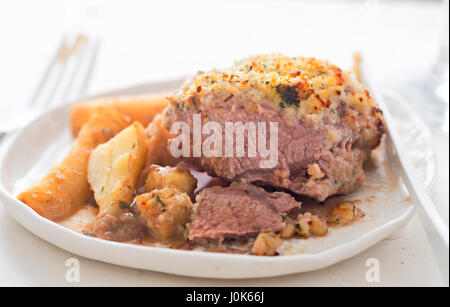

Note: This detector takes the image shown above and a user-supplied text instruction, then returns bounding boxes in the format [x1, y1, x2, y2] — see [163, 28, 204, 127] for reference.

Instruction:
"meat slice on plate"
[163, 54, 385, 201]
[188, 182, 301, 240]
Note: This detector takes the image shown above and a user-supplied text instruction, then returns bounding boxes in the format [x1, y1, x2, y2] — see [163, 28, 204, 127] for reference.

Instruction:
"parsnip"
[88, 122, 146, 216]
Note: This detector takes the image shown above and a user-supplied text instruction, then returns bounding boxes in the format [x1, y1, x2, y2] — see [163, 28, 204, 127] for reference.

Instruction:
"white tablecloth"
[0, 0, 448, 286]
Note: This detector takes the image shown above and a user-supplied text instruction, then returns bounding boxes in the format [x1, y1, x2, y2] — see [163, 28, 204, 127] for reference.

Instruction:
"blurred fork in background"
[0, 34, 100, 143]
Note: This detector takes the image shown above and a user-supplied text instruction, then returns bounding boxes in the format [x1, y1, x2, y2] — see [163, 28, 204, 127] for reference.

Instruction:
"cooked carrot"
[70, 93, 169, 137]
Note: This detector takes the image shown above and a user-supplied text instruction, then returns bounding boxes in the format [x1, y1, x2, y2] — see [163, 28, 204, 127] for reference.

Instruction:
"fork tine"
[31, 34, 99, 109]
[28, 35, 68, 107]
[44, 35, 83, 108]
[1, 34, 99, 136]
[77, 38, 101, 98]
[53, 35, 100, 105]
[58, 35, 90, 103]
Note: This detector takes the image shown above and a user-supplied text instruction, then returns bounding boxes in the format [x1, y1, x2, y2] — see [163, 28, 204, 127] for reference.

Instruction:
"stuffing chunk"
[144, 163, 197, 199]
[136, 187, 193, 241]
[251, 232, 282, 256]
[327, 201, 365, 226]
[295, 212, 328, 237]
[280, 223, 296, 239]
[307, 163, 324, 182]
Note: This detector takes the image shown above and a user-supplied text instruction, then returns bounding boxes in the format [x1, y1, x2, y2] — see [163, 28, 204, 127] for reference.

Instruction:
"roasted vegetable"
[71, 93, 169, 137]
[18, 108, 130, 221]
[88, 122, 146, 216]
[144, 114, 179, 167]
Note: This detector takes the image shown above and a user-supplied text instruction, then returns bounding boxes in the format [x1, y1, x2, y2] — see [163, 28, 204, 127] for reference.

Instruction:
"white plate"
[0, 81, 438, 279]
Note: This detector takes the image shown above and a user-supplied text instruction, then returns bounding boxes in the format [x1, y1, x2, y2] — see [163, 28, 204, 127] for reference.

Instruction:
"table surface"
[0, 0, 448, 286]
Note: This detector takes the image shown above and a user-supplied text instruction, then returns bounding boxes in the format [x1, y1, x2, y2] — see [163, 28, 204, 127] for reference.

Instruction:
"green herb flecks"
[155, 194, 165, 207]
[275, 84, 299, 105]
[119, 201, 130, 209]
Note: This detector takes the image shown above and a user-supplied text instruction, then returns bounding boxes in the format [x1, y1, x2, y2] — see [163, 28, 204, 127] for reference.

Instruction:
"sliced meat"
[188, 182, 301, 240]
[163, 54, 385, 201]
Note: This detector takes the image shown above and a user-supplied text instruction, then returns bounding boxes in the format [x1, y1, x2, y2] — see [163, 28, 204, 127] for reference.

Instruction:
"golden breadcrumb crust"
[170, 54, 384, 124]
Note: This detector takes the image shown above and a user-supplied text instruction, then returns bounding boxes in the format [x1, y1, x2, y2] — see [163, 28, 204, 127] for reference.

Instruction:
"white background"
[0, 0, 448, 286]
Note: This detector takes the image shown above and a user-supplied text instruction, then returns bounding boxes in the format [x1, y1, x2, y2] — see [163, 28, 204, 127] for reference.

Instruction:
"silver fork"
[0, 34, 101, 143]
